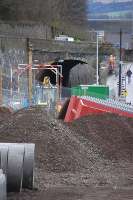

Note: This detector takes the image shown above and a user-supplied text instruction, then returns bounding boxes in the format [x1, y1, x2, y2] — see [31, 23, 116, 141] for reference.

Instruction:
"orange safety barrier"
[64, 96, 133, 122]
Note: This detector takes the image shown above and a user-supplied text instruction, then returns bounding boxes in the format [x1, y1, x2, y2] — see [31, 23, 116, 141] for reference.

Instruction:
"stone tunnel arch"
[36, 59, 96, 88]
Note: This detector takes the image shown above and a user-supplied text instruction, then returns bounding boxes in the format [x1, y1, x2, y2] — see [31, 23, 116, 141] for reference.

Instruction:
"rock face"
[68, 63, 95, 87]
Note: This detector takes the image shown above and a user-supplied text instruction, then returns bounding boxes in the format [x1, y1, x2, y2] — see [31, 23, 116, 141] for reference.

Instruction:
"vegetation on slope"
[0, 0, 90, 39]
[0, 0, 87, 26]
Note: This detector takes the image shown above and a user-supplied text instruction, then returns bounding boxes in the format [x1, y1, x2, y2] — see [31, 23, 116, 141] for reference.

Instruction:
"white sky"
[90, 0, 132, 3]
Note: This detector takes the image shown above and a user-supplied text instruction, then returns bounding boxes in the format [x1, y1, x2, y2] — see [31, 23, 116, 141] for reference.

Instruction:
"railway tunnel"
[36, 59, 95, 88]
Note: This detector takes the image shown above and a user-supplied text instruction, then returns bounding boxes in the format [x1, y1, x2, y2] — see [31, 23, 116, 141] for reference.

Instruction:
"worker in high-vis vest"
[109, 55, 116, 69]
[43, 76, 52, 87]
[42, 76, 53, 107]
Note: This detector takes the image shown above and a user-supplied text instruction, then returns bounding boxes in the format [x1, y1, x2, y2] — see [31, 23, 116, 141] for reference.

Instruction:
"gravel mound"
[69, 114, 133, 162]
[0, 106, 13, 115]
[0, 106, 12, 122]
[0, 106, 132, 199]
[0, 106, 98, 172]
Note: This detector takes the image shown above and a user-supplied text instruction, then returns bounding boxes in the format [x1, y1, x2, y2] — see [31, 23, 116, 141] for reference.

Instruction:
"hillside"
[0, 0, 87, 31]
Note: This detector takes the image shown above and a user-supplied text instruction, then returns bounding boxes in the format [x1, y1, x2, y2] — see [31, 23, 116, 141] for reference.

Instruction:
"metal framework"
[16, 63, 63, 103]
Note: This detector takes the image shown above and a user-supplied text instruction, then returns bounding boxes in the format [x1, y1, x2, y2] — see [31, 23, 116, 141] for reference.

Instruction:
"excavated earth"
[0, 106, 133, 200]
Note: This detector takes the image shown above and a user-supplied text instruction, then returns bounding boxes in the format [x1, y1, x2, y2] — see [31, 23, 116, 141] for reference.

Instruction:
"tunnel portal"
[36, 59, 95, 88]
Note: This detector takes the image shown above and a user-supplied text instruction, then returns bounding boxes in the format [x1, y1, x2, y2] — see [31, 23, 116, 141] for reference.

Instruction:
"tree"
[0, 0, 15, 20]
[0, 0, 89, 39]
[0, 0, 87, 26]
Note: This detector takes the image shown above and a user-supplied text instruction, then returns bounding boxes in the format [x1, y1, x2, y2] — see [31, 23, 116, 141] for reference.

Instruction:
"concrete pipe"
[23, 144, 35, 189]
[0, 146, 8, 175]
[7, 145, 25, 192]
[0, 143, 35, 192]
[0, 171, 7, 200]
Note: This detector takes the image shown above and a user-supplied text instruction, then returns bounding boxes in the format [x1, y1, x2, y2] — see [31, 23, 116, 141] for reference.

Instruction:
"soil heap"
[0, 106, 132, 200]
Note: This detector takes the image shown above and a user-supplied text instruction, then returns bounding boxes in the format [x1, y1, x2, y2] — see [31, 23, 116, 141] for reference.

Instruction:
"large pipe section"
[7, 144, 24, 192]
[0, 143, 35, 193]
[22, 143, 35, 189]
[0, 169, 6, 200]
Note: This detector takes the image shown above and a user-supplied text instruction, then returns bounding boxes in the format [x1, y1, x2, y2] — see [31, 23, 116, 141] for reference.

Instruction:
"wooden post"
[27, 39, 33, 104]
[10, 66, 13, 101]
[0, 65, 2, 105]
[118, 29, 122, 97]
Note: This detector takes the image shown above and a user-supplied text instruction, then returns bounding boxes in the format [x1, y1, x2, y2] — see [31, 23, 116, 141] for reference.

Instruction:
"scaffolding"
[15, 63, 63, 109]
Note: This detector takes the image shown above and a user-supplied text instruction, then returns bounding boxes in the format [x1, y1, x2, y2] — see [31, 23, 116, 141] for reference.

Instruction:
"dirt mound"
[0, 106, 12, 114]
[0, 106, 132, 199]
[0, 106, 12, 122]
[0, 106, 96, 172]
[68, 114, 133, 161]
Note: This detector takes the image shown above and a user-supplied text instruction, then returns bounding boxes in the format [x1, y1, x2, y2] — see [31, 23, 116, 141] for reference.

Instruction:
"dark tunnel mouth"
[36, 59, 87, 87]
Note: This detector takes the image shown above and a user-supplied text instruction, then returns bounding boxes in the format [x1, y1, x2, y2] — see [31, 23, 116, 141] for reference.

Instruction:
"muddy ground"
[0, 106, 133, 200]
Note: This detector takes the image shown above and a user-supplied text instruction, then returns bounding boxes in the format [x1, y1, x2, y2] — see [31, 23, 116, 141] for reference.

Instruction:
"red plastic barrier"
[74, 99, 106, 120]
[64, 96, 106, 122]
[64, 96, 78, 122]
[64, 96, 133, 122]
[81, 98, 133, 118]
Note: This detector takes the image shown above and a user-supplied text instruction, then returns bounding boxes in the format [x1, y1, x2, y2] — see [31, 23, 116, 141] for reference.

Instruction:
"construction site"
[0, 0, 133, 199]
[0, 34, 132, 200]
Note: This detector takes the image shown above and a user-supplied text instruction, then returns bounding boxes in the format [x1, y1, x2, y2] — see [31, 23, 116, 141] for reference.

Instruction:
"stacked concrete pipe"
[0, 143, 35, 193]
[0, 169, 6, 200]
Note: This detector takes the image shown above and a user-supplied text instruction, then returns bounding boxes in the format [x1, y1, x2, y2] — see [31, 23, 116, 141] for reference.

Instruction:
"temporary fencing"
[1, 85, 72, 113]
